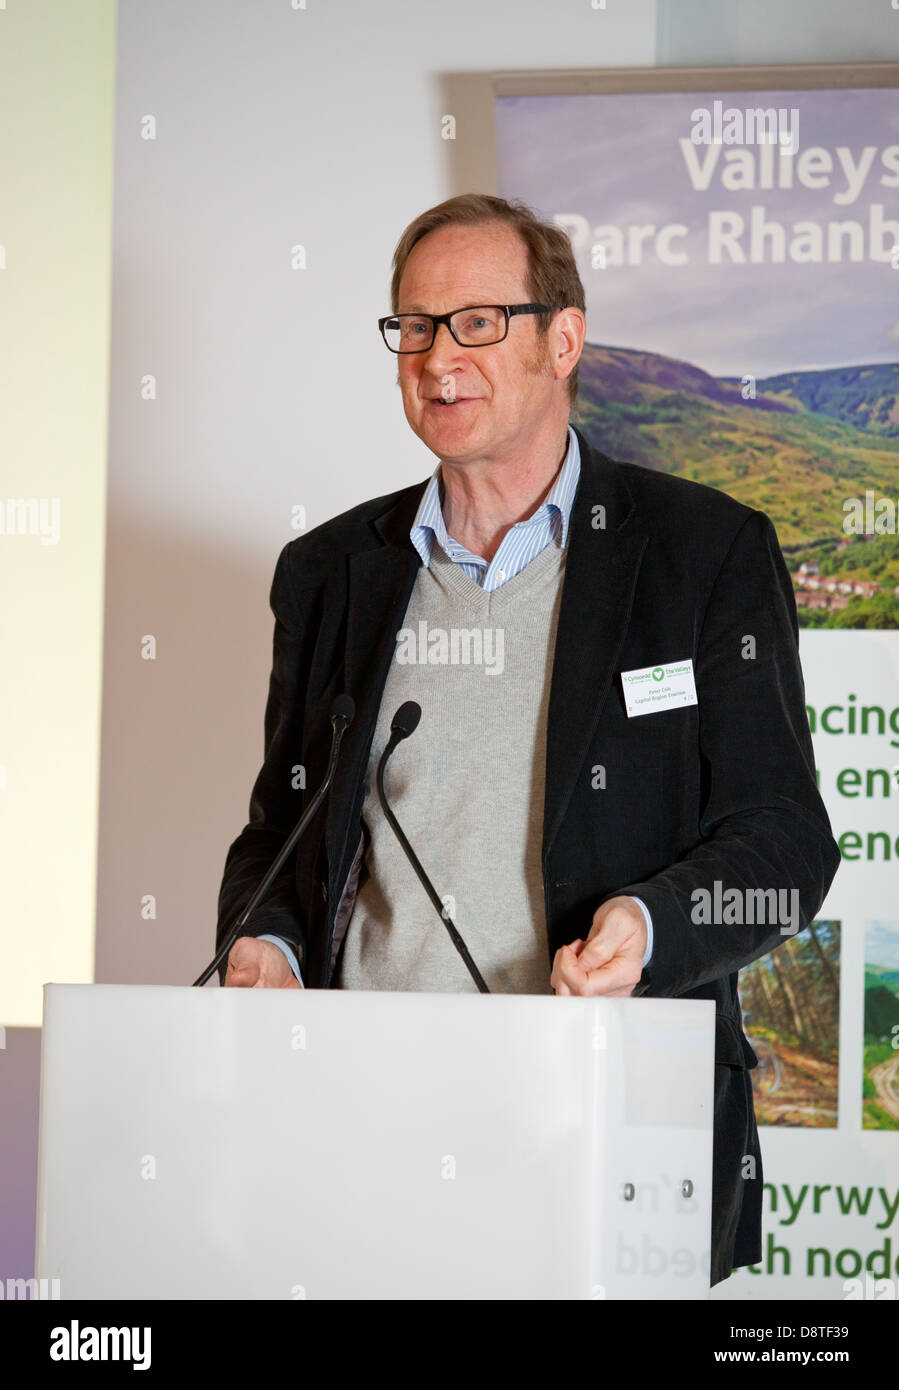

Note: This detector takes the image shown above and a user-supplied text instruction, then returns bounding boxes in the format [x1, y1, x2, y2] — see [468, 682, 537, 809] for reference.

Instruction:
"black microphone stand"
[193, 695, 354, 986]
[377, 701, 490, 994]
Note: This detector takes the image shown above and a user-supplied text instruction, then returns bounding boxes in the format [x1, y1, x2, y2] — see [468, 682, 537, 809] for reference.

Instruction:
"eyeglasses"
[378, 302, 552, 354]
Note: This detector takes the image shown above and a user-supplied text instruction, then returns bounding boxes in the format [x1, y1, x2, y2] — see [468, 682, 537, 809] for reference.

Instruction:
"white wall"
[656, 0, 899, 65]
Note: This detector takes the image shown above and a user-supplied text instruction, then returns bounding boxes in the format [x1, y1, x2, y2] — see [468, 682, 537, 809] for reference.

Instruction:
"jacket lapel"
[324, 485, 423, 899]
[542, 428, 648, 861]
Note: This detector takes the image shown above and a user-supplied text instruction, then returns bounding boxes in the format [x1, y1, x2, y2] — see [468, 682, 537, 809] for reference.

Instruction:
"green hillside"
[573, 344, 899, 630]
[866, 964, 899, 995]
[864, 983, 899, 1039]
[747, 363, 899, 438]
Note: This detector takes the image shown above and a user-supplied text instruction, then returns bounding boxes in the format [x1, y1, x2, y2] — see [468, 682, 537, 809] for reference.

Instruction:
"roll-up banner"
[495, 63, 899, 1300]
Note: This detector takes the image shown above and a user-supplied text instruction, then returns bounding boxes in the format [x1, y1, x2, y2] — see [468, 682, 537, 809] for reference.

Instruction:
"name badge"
[620, 658, 698, 718]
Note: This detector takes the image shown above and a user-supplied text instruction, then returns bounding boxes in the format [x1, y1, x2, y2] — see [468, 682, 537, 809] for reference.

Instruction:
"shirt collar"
[410, 423, 581, 566]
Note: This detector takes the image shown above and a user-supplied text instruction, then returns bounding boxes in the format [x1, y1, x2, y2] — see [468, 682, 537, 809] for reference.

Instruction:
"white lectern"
[36, 985, 714, 1299]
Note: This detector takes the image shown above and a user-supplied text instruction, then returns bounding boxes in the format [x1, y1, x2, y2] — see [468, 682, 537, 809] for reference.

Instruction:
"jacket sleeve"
[610, 508, 841, 998]
[215, 540, 312, 981]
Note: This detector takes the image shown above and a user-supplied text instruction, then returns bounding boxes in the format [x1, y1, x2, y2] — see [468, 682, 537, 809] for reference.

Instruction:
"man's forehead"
[398, 290, 525, 312]
[398, 270, 530, 313]
[398, 224, 528, 311]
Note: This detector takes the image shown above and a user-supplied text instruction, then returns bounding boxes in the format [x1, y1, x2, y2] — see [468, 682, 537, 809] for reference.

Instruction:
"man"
[217, 193, 841, 1286]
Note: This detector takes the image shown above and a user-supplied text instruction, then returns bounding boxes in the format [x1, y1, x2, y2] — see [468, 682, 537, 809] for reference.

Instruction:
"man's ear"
[552, 307, 586, 382]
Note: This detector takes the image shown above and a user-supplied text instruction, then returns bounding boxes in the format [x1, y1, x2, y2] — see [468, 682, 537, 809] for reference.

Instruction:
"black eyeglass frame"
[378, 302, 553, 353]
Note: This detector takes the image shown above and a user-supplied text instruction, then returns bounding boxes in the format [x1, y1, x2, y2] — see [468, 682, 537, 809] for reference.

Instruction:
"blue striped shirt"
[260, 423, 653, 979]
[409, 424, 581, 590]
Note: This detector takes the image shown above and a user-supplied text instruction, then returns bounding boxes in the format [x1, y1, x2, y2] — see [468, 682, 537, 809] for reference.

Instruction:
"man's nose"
[421, 321, 465, 373]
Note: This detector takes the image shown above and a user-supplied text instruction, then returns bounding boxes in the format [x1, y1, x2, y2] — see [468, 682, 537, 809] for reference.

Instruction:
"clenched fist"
[225, 936, 302, 989]
[550, 896, 647, 998]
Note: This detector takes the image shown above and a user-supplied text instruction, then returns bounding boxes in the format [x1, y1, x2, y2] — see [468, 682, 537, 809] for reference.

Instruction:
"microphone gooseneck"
[193, 693, 355, 987]
[377, 701, 490, 994]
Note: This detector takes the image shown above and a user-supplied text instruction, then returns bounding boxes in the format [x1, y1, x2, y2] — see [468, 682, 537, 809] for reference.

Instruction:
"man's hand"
[550, 896, 646, 997]
[225, 936, 302, 989]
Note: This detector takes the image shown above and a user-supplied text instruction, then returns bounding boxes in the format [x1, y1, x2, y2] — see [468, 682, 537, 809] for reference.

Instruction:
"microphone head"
[330, 693, 355, 727]
[391, 700, 421, 739]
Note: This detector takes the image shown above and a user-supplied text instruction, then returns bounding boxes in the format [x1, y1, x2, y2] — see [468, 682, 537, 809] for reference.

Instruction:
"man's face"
[394, 221, 559, 465]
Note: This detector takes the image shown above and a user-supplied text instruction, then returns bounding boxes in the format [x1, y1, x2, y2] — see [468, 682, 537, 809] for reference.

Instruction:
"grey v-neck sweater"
[336, 536, 568, 994]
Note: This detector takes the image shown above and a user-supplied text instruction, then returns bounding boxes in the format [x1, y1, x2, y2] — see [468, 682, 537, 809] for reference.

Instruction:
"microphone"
[194, 693, 355, 987]
[376, 701, 490, 994]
